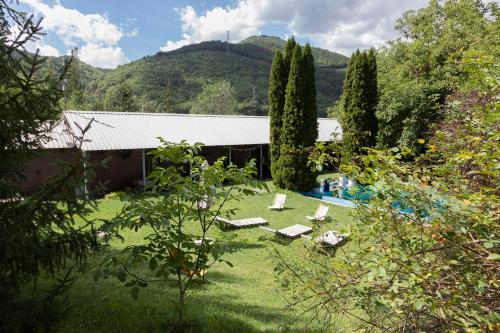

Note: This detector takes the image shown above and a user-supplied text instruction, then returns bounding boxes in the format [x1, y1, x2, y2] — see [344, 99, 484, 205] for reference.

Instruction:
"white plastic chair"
[306, 204, 329, 221]
[268, 193, 286, 211]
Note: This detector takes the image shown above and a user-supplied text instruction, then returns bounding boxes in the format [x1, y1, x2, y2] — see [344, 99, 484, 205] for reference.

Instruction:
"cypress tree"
[301, 43, 318, 147]
[268, 51, 287, 186]
[276, 44, 316, 190]
[339, 49, 378, 162]
[116, 82, 138, 112]
[282, 36, 296, 78]
[281, 44, 304, 147]
[365, 48, 378, 144]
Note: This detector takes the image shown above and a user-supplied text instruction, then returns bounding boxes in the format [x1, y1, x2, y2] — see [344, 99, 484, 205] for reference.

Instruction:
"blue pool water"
[300, 185, 424, 216]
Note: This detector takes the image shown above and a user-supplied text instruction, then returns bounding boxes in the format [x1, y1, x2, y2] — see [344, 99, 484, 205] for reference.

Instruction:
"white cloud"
[33, 41, 61, 57]
[160, 3, 262, 51]
[162, 0, 428, 55]
[79, 43, 128, 69]
[19, 0, 131, 68]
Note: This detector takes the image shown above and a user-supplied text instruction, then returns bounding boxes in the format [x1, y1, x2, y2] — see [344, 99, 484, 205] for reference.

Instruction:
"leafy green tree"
[62, 49, 87, 110]
[237, 98, 265, 116]
[276, 44, 316, 190]
[0, 3, 106, 330]
[104, 82, 138, 112]
[116, 81, 138, 112]
[134, 94, 162, 112]
[301, 43, 318, 147]
[339, 49, 378, 162]
[274, 29, 499, 333]
[327, 100, 340, 118]
[268, 51, 287, 186]
[191, 80, 238, 115]
[96, 141, 264, 329]
[376, 0, 498, 152]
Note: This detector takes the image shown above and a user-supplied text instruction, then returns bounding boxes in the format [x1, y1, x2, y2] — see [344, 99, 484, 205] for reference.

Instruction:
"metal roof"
[40, 121, 76, 149]
[43, 111, 342, 151]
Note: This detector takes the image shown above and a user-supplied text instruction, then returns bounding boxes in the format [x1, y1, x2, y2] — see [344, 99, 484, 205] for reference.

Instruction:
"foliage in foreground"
[96, 141, 264, 330]
[376, 0, 498, 153]
[275, 49, 499, 332]
[0, 2, 106, 331]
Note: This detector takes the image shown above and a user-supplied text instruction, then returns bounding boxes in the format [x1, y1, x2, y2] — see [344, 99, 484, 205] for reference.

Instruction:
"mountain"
[239, 35, 348, 67]
[62, 36, 349, 116]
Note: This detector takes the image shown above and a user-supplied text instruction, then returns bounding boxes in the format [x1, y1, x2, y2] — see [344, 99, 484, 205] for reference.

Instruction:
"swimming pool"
[301, 184, 373, 202]
[300, 184, 426, 216]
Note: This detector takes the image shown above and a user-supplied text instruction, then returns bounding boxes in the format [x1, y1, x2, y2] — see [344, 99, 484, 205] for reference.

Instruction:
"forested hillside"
[49, 36, 348, 116]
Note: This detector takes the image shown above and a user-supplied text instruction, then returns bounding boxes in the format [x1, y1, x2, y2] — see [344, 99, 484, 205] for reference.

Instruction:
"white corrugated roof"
[43, 111, 342, 151]
[40, 121, 76, 149]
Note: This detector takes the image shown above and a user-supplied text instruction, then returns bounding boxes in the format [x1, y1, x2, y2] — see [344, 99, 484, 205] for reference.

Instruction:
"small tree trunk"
[177, 291, 184, 326]
[176, 270, 185, 330]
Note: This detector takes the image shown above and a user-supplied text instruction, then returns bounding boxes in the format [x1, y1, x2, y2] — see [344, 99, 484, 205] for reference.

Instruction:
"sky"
[15, 0, 429, 69]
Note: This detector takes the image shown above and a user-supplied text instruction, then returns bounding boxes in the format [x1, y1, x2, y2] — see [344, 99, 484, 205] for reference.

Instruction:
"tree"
[116, 82, 138, 112]
[339, 49, 378, 162]
[268, 51, 287, 186]
[301, 43, 318, 147]
[97, 141, 264, 330]
[376, 0, 498, 152]
[63, 48, 86, 110]
[163, 79, 175, 113]
[0, 2, 105, 330]
[273, 9, 499, 333]
[191, 80, 238, 115]
[282, 36, 296, 82]
[104, 82, 138, 112]
[276, 44, 317, 190]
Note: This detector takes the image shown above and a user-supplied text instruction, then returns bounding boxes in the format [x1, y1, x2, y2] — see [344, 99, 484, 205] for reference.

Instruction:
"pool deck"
[304, 194, 357, 208]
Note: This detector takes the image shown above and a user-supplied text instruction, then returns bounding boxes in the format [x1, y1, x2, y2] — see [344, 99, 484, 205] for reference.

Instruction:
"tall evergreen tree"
[276, 44, 316, 190]
[116, 82, 138, 112]
[268, 51, 287, 186]
[64, 48, 85, 109]
[301, 43, 318, 147]
[163, 79, 174, 113]
[1, 4, 103, 329]
[282, 36, 296, 84]
[281, 44, 304, 147]
[339, 49, 378, 162]
[365, 48, 378, 143]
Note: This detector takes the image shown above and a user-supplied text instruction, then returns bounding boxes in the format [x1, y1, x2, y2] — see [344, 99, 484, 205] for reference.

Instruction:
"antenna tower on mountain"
[226, 30, 230, 52]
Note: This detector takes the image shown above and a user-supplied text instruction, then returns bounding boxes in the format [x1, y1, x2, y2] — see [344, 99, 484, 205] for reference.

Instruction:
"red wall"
[23, 145, 270, 195]
[89, 150, 142, 192]
[22, 149, 79, 192]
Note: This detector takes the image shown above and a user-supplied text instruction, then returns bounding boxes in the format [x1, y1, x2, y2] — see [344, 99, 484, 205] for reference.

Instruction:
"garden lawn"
[51, 182, 356, 333]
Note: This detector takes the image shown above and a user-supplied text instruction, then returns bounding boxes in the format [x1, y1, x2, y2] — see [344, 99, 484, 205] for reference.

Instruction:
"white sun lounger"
[215, 216, 268, 228]
[315, 230, 346, 247]
[277, 224, 312, 238]
[306, 204, 329, 221]
[268, 193, 286, 211]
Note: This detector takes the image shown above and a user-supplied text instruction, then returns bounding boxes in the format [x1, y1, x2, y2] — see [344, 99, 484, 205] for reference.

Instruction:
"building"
[24, 111, 342, 194]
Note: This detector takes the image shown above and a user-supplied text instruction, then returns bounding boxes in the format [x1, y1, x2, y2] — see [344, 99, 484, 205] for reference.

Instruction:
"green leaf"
[414, 299, 424, 310]
[149, 257, 158, 271]
[486, 253, 500, 261]
[483, 242, 494, 249]
[116, 271, 127, 282]
[93, 269, 101, 282]
[131, 286, 139, 300]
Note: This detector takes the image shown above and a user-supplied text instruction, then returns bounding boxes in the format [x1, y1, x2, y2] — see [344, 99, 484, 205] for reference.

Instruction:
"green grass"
[51, 181, 356, 332]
